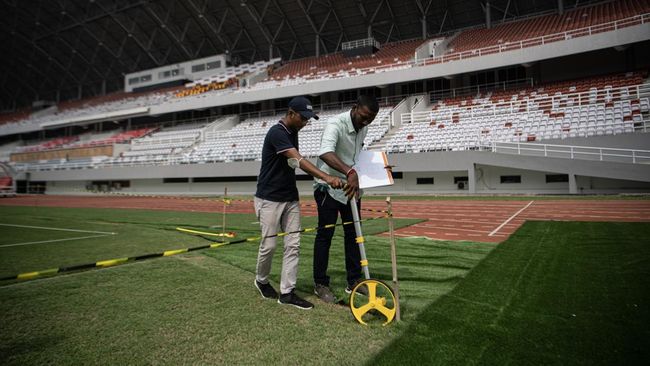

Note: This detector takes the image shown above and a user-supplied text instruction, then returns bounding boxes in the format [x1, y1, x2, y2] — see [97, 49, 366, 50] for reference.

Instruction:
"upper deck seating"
[448, 0, 650, 54]
[244, 39, 423, 91]
[387, 72, 649, 153]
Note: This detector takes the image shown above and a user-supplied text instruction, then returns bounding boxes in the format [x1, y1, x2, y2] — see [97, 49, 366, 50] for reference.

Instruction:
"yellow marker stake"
[386, 196, 401, 322]
[176, 227, 235, 237]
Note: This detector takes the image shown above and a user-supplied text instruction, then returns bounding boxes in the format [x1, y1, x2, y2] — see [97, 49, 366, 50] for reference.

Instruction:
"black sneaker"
[314, 283, 336, 303]
[345, 279, 369, 296]
[254, 279, 278, 299]
[278, 291, 314, 310]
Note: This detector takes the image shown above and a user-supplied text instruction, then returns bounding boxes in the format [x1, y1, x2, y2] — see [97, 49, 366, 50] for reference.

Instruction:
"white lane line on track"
[488, 200, 534, 237]
[0, 234, 113, 248]
[0, 223, 116, 235]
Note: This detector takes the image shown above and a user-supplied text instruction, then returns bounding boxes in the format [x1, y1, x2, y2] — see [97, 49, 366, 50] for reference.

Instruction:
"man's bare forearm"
[319, 152, 351, 175]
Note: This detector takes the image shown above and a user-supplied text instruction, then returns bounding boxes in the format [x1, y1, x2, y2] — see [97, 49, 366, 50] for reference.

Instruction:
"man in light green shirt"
[313, 109, 367, 203]
[312, 95, 379, 303]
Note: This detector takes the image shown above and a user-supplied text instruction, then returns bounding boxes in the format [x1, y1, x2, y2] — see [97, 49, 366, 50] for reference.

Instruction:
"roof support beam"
[297, 0, 329, 54]
[269, 0, 307, 60]
[24, 20, 106, 85]
[220, 1, 261, 62]
[438, 9, 448, 34]
[96, 2, 160, 65]
[415, 0, 434, 39]
[323, 0, 349, 46]
[242, 0, 274, 46]
[180, 0, 230, 54]
[143, 4, 194, 60]
[382, 0, 401, 41]
[10, 31, 81, 86]
[32, 1, 149, 42]
[503, 0, 512, 21]
[488, 2, 517, 22]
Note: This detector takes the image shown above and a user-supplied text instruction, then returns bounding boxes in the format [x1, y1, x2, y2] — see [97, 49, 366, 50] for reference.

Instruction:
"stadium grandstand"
[1, 0, 649, 195]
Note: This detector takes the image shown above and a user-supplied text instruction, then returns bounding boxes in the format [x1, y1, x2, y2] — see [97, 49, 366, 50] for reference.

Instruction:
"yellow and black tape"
[1, 214, 388, 283]
[0, 238, 236, 282]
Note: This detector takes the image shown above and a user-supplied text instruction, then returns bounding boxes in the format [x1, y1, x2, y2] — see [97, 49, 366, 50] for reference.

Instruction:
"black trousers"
[313, 188, 362, 287]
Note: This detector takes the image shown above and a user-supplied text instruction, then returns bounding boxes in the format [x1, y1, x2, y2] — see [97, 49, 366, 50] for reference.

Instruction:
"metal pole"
[222, 186, 228, 237]
[349, 198, 370, 280]
[386, 196, 401, 321]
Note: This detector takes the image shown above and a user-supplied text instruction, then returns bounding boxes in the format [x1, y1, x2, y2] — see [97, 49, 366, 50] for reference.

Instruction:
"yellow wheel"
[349, 279, 396, 326]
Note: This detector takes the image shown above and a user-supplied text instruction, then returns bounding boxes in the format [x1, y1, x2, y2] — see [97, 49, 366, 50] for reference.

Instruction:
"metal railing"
[486, 141, 650, 164]
[342, 37, 381, 50]
[429, 78, 534, 102]
[10, 154, 258, 172]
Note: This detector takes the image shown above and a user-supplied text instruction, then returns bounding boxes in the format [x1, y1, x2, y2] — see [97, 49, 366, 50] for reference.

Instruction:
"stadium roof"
[1, 0, 598, 108]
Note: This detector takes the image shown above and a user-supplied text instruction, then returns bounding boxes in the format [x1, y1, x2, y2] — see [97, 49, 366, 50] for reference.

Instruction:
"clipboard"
[354, 151, 394, 189]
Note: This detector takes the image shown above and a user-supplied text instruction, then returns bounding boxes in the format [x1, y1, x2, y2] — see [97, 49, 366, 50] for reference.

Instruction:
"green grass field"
[1, 205, 648, 365]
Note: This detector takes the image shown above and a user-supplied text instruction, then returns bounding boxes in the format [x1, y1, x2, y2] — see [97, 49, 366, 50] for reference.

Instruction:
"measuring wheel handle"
[349, 278, 397, 326]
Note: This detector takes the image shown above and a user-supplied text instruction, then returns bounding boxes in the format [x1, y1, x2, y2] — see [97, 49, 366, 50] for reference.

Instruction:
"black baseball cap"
[288, 96, 319, 120]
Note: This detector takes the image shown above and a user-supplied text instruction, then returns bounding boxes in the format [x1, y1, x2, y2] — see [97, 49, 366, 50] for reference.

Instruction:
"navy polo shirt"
[255, 121, 300, 202]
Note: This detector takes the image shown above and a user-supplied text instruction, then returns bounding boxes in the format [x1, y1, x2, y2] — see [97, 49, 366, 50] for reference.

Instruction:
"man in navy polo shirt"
[254, 96, 344, 310]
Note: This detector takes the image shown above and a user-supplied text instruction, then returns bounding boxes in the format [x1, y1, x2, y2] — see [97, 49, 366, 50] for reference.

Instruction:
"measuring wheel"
[349, 278, 397, 326]
[348, 197, 398, 326]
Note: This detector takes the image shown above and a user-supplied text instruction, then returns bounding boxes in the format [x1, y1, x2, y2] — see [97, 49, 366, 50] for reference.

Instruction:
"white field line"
[488, 201, 534, 237]
[0, 223, 116, 235]
[0, 234, 113, 248]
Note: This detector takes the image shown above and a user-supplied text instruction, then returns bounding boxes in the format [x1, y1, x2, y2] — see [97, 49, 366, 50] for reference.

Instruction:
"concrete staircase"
[367, 128, 400, 151]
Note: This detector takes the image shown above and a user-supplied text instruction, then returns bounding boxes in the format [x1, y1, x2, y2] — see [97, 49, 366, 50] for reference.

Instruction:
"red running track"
[1, 195, 649, 243]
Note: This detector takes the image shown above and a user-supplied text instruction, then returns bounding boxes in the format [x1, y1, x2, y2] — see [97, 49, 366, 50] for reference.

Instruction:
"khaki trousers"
[254, 197, 301, 294]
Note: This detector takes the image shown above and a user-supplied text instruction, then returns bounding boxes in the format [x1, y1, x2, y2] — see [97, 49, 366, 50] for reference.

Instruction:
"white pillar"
[468, 164, 476, 194]
[569, 173, 578, 194]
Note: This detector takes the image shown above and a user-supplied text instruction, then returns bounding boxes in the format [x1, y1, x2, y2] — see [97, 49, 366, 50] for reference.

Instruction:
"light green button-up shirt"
[314, 110, 368, 204]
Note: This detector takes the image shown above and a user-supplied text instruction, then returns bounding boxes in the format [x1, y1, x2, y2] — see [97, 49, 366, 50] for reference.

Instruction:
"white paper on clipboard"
[354, 151, 394, 189]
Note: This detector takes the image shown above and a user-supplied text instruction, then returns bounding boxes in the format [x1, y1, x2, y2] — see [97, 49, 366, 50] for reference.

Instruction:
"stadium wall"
[540, 132, 650, 150]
